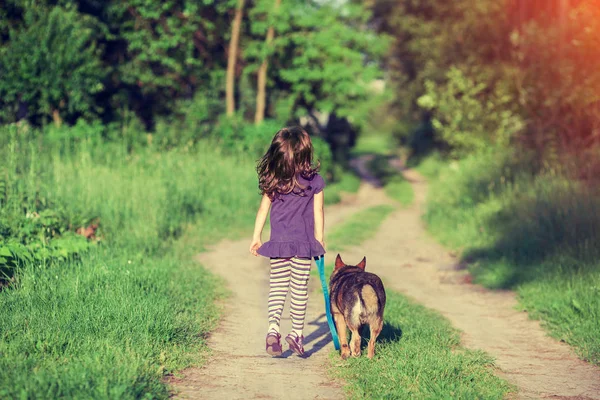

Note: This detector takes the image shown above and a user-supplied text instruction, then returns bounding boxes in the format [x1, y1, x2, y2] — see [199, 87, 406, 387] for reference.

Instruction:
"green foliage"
[422, 150, 600, 365]
[410, 151, 445, 180]
[0, 5, 106, 124]
[152, 89, 225, 150]
[0, 0, 388, 140]
[247, 0, 388, 120]
[351, 132, 396, 157]
[107, 1, 231, 102]
[331, 291, 513, 399]
[0, 122, 259, 396]
[418, 68, 523, 158]
[324, 172, 361, 205]
[311, 136, 334, 180]
[372, 0, 600, 165]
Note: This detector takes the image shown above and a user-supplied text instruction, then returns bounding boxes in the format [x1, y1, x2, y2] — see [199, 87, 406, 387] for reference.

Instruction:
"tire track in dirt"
[171, 158, 600, 399]
[339, 168, 600, 399]
[170, 184, 390, 399]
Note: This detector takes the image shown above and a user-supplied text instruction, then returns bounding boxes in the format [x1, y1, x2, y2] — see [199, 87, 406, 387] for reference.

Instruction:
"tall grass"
[422, 149, 600, 365]
[0, 123, 259, 398]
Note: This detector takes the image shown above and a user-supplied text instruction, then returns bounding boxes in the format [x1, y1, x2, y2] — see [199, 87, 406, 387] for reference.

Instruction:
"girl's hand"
[249, 239, 262, 257]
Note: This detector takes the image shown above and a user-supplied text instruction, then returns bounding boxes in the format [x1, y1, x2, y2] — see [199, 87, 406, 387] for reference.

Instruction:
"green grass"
[412, 151, 446, 180]
[325, 172, 361, 205]
[330, 291, 513, 399]
[0, 125, 259, 398]
[351, 133, 396, 156]
[320, 202, 512, 398]
[327, 205, 395, 251]
[0, 248, 223, 399]
[421, 149, 600, 365]
[385, 177, 414, 206]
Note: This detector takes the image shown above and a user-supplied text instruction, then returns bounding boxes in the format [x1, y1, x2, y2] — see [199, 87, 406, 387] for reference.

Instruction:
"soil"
[171, 164, 600, 399]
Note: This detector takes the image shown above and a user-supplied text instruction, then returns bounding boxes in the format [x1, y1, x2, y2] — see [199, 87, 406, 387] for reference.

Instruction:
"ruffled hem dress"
[258, 173, 326, 259]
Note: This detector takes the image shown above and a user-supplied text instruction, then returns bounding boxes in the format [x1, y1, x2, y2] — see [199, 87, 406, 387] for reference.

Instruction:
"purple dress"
[258, 174, 326, 259]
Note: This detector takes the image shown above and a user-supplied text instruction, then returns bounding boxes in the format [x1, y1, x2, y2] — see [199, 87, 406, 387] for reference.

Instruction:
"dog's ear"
[334, 254, 345, 270]
[357, 256, 366, 270]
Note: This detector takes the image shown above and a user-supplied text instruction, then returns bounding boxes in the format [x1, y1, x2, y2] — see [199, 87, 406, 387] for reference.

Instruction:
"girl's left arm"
[249, 194, 272, 256]
[313, 190, 325, 247]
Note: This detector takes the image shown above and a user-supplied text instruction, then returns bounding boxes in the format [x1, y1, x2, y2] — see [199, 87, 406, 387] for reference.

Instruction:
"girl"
[249, 126, 325, 357]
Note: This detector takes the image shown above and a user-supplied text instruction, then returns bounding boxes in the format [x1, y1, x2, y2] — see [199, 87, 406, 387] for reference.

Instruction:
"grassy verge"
[384, 177, 414, 206]
[0, 126, 258, 398]
[328, 205, 395, 250]
[325, 172, 361, 205]
[331, 291, 513, 399]
[321, 203, 512, 398]
[421, 150, 600, 366]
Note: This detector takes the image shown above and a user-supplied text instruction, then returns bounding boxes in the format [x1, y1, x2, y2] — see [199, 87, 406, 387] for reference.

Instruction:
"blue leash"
[315, 255, 340, 350]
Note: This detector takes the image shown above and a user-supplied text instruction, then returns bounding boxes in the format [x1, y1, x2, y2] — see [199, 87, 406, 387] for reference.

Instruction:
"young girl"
[249, 126, 325, 357]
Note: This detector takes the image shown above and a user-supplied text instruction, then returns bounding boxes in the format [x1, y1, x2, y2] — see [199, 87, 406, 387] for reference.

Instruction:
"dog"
[329, 254, 386, 359]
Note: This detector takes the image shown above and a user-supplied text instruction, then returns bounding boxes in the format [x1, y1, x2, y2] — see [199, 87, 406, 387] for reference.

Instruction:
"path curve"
[339, 168, 600, 399]
[171, 184, 389, 399]
[172, 162, 600, 399]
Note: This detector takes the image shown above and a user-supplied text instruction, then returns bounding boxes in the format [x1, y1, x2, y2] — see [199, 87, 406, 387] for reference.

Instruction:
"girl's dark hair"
[257, 126, 319, 200]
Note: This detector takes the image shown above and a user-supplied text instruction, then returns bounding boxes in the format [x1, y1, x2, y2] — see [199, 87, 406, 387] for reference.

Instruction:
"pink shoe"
[266, 332, 282, 356]
[285, 333, 305, 356]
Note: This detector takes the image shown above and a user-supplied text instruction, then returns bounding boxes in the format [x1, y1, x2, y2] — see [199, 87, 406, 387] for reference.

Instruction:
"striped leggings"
[268, 257, 311, 331]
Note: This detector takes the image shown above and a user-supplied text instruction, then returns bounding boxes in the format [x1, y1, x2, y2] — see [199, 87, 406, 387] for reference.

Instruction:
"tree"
[254, 0, 281, 125]
[226, 0, 246, 117]
[245, 0, 387, 123]
[277, 2, 387, 119]
[107, 0, 233, 123]
[0, 6, 106, 125]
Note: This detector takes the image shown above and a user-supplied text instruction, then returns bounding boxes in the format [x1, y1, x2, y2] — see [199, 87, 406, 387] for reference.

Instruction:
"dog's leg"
[349, 327, 361, 357]
[333, 313, 350, 359]
[367, 319, 383, 359]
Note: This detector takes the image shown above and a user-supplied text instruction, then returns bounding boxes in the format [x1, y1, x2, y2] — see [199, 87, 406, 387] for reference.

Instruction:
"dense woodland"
[2, 1, 599, 169]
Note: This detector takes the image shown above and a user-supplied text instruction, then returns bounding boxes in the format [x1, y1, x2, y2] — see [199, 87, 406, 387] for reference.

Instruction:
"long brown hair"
[257, 126, 320, 200]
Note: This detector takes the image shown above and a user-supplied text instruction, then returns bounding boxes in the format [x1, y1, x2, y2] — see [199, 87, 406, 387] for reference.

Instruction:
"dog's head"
[333, 254, 366, 275]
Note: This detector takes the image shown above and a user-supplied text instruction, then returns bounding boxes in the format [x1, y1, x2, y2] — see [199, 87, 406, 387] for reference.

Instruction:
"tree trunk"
[52, 109, 62, 127]
[254, 0, 282, 125]
[226, 0, 245, 117]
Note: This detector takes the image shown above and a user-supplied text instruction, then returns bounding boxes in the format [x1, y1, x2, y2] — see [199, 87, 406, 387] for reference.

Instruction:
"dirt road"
[340, 169, 600, 399]
[171, 185, 389, 399]
[172, 168, 600, 399]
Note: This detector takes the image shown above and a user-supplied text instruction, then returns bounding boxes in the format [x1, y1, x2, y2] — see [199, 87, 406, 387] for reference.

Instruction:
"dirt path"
[339, 169, 600, 399]
[171, 185, 389, 399]
[172, 164, 600, 399]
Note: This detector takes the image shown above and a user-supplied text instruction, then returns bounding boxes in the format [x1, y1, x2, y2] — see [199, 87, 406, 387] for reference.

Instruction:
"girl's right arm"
[313, 190, 325, 248]
[249, 194, 272, 256]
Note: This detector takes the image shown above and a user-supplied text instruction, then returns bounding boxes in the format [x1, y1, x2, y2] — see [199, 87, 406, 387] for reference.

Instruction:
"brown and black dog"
[329, 254, 386, 359]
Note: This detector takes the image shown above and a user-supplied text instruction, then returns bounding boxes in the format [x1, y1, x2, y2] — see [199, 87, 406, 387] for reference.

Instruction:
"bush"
[0, 6, 105, 125]
[418, 68, 523, 158]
